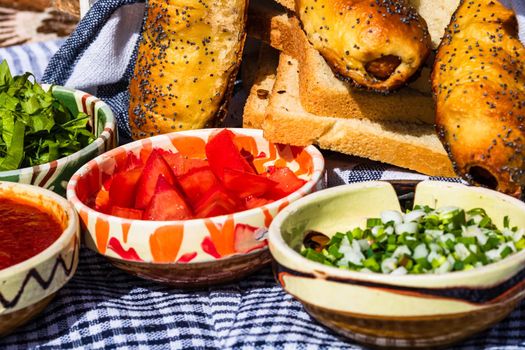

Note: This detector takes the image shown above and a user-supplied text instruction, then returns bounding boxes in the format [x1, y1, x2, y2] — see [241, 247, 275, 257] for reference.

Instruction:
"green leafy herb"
[0, 60, 95, 171]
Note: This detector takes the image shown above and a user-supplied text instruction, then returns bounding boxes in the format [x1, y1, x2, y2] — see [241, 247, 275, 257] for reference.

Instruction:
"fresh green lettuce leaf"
[0, 60, 96, 171]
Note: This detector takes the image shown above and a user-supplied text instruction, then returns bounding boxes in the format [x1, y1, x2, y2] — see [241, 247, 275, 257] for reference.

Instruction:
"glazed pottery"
[67, 128, 324, 287]
[0, 85, 116, 196]
[0, 182, 80, 336]
[269, 181, 525, 348]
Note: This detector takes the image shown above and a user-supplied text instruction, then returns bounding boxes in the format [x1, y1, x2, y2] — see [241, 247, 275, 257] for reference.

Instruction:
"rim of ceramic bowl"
[0, 181, 79, 279]
[66, 128, 325, 244]
[0, 84, 115, 178]
[269, 180, 525, 286]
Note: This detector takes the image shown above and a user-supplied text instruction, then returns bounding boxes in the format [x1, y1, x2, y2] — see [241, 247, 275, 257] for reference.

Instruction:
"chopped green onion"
[300, 205, 524, 275]
[367, 218, 382, 228]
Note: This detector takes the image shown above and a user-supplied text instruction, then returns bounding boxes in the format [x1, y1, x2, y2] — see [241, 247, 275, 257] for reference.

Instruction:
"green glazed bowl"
[0, 85, 116, 196]
[269, 181, 525, 348]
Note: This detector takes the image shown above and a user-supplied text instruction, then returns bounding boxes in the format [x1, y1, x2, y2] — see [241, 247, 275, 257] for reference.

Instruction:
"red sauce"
[0, 197, 63, 270]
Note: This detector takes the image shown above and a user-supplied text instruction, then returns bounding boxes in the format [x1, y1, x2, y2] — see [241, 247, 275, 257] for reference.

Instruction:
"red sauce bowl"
[0, 182, 79, 336]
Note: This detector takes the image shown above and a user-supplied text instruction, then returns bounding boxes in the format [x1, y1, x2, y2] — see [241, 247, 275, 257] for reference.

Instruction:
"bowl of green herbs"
[269, 180, 525, 349]
[0, 60, 116, 196]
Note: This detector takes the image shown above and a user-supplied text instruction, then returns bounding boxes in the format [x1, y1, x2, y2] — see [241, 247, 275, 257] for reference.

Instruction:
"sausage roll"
[432, 0, 525, 196]
[296, 0, 432, 92]
[128, 0, 248, 139]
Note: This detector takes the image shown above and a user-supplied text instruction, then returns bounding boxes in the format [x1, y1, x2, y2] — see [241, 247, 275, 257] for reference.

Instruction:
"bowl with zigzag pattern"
[0, 181, 79, 336]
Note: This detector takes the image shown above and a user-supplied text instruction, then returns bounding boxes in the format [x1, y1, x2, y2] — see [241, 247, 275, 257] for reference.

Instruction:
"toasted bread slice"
[247, 5, 436, 124]
[243, 44, 280, 129]
[262, 54, 456, 177]
[413, 0, 460, 49]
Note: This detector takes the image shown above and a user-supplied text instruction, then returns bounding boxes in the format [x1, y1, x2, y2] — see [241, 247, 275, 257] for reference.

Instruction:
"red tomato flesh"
[266, 167, 307, 199]
[109, 167, 143, 208]
[135, 150, 176, 209]
[245, 196, 274, 210]
[161, 151, 208, 177]
[143, 176, 192, 220]
[178, 167, 220, 206]
[205, 129, 254, 180]
[194, 185, 240, 218]
[222, 168, 277, 198]
[110, 206, 144, 220]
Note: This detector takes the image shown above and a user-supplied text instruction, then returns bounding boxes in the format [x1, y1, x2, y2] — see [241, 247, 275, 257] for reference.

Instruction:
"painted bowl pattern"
[0, 182, 80, 336]
[0, 85, 116, 196]
[269, 181, 525, 348]
[67, 128, 325, 287]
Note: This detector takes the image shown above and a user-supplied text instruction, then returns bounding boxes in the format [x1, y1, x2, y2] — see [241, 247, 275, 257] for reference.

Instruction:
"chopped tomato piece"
[102, 176, 113, 191]
[161, 151, 185, 174]
[135, 150, 176, 209]
[95, 188, 110, 213]
[239, 148, 255, 166]
[205, 129, 254, 180]
[245, 196, 274, 210]
[178, 167, 220, 205]
[267, 167, 307, 199]
[109, 167, 143, 208]
[223, 168, 277, 198]
[110, 206, 144, 220]
[194, 185, 240, 218]
[143, 176, 192, 220]
[162, 151, 209, 177]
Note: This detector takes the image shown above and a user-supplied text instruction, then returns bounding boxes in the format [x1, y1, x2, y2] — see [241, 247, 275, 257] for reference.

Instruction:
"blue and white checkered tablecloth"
[0, 20, 525, 350]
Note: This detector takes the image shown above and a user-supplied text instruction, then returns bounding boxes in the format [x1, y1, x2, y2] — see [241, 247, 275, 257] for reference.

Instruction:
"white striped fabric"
[0, 40, 64, 81]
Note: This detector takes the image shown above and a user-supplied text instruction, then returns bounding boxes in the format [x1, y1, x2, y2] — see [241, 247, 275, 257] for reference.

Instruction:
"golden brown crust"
[128, 0, 247, 139]
[263, 54, 456, 177]
[296, 0, 432, 92]
[432, 0, 525, 196]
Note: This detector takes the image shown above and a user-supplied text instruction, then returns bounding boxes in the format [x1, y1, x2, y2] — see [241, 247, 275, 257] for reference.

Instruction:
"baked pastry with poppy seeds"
[296, 0, 432, 92]
[128, 0, 248, 139]
[432, 0, 525, 196]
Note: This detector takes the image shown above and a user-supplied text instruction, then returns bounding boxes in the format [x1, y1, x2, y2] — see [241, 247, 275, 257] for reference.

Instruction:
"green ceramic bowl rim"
[269, 180, 525, 285]
[0, 181, 78, 279]
[0, 84, 116, 178]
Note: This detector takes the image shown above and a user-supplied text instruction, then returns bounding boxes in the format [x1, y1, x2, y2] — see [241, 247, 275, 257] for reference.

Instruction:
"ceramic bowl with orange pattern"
[66, 128, 324, 287]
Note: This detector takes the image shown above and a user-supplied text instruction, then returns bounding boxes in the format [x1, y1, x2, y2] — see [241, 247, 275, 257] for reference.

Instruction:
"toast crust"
[263, 54, 456, 177]
[243, 44, 280, 129]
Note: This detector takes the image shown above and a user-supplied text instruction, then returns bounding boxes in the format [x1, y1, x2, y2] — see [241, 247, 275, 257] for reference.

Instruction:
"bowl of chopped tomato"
[66, 128, 324, 287]
[269, 180, 525, 348]
[0, 181, 79, 336]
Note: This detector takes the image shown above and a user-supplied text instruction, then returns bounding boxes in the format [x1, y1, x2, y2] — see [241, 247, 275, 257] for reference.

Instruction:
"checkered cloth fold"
[0, 0, 524, 348]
